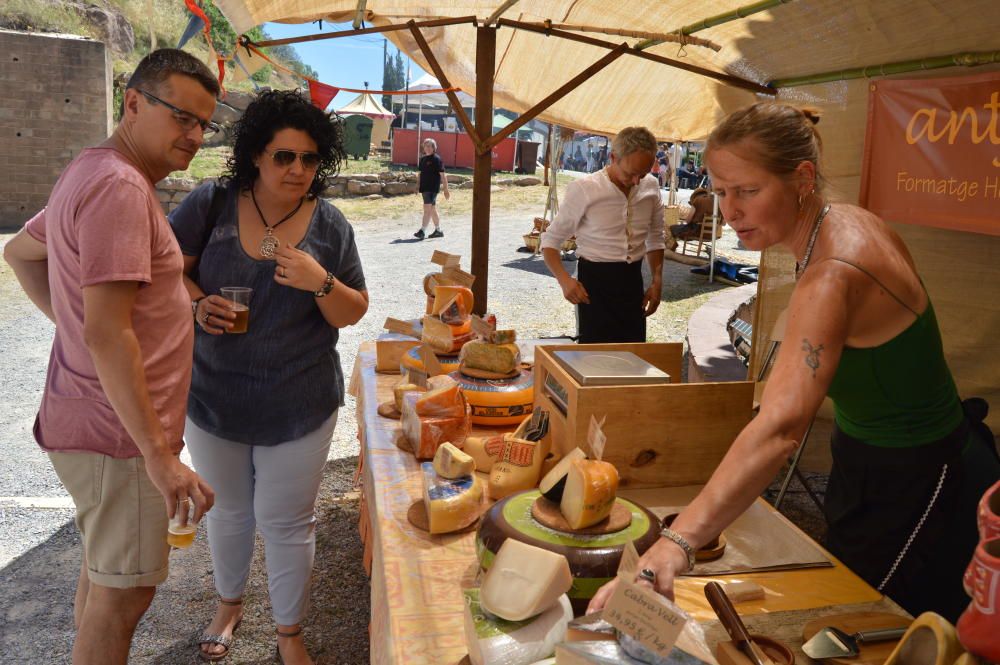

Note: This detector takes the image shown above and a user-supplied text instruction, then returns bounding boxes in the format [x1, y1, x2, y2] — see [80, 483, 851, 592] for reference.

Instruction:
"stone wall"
[0, 29, 111, 228]
[156, 172, 541, 214]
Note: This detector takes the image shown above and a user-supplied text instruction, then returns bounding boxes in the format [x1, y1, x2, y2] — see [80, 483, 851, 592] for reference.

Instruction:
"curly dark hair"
[223, 90, 345, 198]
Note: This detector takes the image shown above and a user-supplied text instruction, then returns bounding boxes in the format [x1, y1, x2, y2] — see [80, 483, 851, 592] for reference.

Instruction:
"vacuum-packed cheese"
[460, 340, 521, 374]
[433, 441, 475, 478]
[464, 435, 505, 473]
[479, 539, 573, 621]
[421, 462, 483, 533]
[464, 588, 572, 665]
[393, 383, 425, 411]
[488, 436, 544, 500]
[402, 392, 471, 460]
[560, 460, 619, 529]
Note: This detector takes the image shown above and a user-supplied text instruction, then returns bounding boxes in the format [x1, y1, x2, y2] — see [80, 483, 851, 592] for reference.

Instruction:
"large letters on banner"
[860, 71, 999, 237]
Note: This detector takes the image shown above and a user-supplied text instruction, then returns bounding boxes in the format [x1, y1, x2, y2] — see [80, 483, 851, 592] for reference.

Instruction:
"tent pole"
[709, 193, 720, 284]
[634, 0, 795, 50]
[484, 0, 521, 27]
[471, 27, 496, 315]
[352, 0, 368, 30]
[252, 16, 478, 47]
[770, 50, 1000, 87]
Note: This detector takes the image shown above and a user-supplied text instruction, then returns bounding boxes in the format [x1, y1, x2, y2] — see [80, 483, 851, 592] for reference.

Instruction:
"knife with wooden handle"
[705, 582, 776, 665]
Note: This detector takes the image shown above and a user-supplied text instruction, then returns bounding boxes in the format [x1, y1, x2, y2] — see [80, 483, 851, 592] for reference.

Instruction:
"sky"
[263, 21, 429, 93]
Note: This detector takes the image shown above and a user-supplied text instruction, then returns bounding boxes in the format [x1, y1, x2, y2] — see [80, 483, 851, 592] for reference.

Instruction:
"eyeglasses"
[262, 149, 322, 170]
[137, 89, 220, 137]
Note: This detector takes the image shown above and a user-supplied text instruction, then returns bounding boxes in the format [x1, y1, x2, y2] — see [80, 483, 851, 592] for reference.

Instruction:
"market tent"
[215, 0, 1000, 430]
[409, 72, 475, 109]
[336, 91, 395, 148]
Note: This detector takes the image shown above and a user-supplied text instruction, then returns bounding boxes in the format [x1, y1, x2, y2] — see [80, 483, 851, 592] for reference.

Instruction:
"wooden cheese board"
[530, 496, 632, 535]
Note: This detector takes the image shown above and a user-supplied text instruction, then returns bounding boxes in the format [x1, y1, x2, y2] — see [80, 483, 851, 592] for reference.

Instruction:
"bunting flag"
[181, 0, 226, 88]
[230, 51, 265, 88]
[177, 11, 205, 49]
[308, 80, 341, 109]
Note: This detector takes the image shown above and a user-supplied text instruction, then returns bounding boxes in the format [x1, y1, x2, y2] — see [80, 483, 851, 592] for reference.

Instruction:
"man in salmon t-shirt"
[3, 49, 219, 665]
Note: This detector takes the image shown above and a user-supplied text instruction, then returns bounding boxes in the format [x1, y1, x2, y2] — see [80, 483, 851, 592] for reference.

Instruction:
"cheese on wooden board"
[376, 333, 420, 373]
[393, 383, 425, 411]
[479, 539, 573, 621]
[559, 460, 619, 529]
[463, 589, 572, 665]
[415, 376, 464, 417]
[460, 340, 521, 374]
[538, 448, 587, 503]
[402, 392, 471, 460]
[433, 442, 475, 479]
[465, 435, 505, 473]
[421, 462, 483, 533]
[489, 436, 544, 500]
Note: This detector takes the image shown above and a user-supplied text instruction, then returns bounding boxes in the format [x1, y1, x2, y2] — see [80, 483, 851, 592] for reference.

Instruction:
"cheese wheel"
[421, 462, 483, 534]
[399, 347, 461, 376]
[479, 539, 573, 621]
[433, 442, 476, 478]
[460, 340, 521, 375]
[449, 369, 534, 426]
[560, 460, 619, 530]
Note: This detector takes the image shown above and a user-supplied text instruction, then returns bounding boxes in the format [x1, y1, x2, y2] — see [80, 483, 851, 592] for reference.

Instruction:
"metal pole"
[709, 192, 720, 283]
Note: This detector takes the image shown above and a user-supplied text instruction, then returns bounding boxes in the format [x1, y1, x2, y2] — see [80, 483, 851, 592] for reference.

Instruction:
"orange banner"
[859, 71, 1000, 237]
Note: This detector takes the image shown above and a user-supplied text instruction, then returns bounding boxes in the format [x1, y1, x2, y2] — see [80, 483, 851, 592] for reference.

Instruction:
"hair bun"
[801, 107, 822, 125]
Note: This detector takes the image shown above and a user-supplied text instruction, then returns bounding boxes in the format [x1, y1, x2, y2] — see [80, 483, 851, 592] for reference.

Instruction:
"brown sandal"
[197, 598, 243, 662]
[275, 627, 303, 665]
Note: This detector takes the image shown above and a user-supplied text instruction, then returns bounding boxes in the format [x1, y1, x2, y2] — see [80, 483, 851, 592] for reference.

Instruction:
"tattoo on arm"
[801, 338, 824, 378]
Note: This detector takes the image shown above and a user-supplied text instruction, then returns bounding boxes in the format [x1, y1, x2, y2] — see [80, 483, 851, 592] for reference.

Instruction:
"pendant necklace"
[795, 203, 831, 279]
[251, 188, 305, 258]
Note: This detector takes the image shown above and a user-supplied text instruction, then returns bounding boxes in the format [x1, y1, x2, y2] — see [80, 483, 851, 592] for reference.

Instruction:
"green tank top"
[825, 261, 964, 448]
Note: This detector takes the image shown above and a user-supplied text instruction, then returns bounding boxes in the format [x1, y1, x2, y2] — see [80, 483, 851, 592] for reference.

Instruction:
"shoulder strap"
[201, 182, 228, 250]
[821, 257, 920, 316]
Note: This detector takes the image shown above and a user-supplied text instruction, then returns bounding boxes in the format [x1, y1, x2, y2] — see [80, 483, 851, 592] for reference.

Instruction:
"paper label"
[419, 345, 445, 377]
[617, 541, 640, 578]
[409, 369, 429, 388]
[384, 317, 418, 338]
[431, 250, 461, 268]
[604, 578, 687, 659]
[442, 266, 476, 288]
[470, 314, 496, 340]
[588, 415, 608, 461]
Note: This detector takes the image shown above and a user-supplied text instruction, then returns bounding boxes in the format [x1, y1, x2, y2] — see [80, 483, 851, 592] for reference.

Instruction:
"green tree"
[382, 48, 405, 109]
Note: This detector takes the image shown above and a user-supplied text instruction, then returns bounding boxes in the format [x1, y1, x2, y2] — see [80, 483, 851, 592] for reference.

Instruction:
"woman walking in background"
[413, 137, 449, 239]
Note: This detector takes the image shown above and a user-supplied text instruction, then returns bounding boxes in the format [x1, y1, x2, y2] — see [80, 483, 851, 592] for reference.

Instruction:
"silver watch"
[660, 527, 696, 571]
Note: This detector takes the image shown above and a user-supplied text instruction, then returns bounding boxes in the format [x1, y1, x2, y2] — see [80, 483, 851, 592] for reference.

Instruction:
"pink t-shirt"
[25, 147, 194, 458]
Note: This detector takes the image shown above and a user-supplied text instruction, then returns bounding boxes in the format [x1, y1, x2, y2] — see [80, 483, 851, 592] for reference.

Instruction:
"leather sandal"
[275, 627, 303, 665]
[198, 598, 243, 662]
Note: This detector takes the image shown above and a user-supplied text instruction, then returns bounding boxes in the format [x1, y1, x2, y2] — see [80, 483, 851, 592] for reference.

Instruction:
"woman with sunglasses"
[169, 90, 368, 664]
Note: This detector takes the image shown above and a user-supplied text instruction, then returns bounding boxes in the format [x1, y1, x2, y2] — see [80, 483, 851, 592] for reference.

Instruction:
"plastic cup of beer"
[220, 287, 252, 334]
[167, 497, 197, 549]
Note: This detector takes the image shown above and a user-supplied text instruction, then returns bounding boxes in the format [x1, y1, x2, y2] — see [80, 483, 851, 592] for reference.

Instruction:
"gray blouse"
[169, 181, 366, 446]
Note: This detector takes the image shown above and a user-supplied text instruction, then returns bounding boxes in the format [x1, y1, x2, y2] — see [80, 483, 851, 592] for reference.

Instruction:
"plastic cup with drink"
[221, 286, 252, 334]
[167, 497, 198, 549]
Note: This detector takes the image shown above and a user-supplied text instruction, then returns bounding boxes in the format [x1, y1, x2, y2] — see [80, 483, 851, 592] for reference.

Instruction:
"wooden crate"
[533, 343, 754, 489]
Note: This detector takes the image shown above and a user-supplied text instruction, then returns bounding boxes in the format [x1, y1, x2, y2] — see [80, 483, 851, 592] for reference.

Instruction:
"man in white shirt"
[541, 126, 665, 343]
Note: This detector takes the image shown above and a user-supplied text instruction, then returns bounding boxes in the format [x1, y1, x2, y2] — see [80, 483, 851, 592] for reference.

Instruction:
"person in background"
[668, 187, 715, 243]
[589, 102, 999, 624]
[413, 137, 449, 240]
[3, 49, 218, 665]
[541, 126, 665, 343]
[169, 90, 369, 664]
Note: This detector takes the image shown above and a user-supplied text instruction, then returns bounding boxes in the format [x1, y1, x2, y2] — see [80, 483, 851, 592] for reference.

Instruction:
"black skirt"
[576, 258, 645, 344]
[824, 405, 1000, 623]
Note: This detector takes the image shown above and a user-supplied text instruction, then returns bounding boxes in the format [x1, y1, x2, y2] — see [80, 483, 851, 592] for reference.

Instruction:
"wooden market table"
[349, 344, 899, 665]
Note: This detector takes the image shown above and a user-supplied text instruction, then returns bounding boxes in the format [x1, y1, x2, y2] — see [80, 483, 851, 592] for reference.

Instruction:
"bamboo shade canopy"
[213, 0, 1000, 139]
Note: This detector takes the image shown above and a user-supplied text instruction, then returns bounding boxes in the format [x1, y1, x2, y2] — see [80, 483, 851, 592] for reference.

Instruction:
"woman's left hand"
[443, 189, 450, 200]
[274, 243, 327, 292]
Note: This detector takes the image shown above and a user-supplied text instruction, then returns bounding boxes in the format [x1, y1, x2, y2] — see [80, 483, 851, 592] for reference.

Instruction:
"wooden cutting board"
[801, 612, 912, 665]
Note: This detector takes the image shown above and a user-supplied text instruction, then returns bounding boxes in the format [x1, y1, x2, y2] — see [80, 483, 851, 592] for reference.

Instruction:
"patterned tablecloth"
[349, 345, 888, 665]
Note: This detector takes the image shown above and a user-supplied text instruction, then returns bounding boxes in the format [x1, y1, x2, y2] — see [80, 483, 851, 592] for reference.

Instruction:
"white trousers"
[184, 411, 337, 625]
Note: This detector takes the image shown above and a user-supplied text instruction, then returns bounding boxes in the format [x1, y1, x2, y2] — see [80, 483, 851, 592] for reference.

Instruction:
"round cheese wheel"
[475, 489, 661, 616]
[449, 369, 534, 426]
[399, 346, 461, 376]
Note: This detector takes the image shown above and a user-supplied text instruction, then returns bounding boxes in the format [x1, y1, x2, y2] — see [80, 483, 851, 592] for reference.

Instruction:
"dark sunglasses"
[263, 149, 323, 170]
[137, 89, 221, 137]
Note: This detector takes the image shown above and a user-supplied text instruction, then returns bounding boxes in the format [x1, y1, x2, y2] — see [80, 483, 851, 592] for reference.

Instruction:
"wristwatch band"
[314, 272, 336, 298]
[660, 527, 696, 571]
[192, 296, 207, 320]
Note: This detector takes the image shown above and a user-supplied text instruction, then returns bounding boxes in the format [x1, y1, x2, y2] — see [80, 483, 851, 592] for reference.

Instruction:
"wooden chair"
[679, 213, 719, 258]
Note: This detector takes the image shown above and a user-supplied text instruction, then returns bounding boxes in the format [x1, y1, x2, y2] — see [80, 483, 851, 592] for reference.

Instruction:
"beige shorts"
[49, 451, 170, 588]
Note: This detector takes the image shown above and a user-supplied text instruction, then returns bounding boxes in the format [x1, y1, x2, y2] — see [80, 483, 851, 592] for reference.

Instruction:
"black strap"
[821, 257, 920, 316]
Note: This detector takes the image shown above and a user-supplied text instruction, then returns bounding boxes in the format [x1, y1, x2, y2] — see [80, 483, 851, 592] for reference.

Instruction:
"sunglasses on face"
[262, 149, 323, 170]
[137, 89, 220, 137]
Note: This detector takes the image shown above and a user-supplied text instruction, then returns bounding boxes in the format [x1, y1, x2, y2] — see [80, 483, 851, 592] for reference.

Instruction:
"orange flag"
[308, 80, 340, 110]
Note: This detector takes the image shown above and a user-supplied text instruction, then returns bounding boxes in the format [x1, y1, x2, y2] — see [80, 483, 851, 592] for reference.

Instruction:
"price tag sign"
[431, 250, 461, 268]
[384, 317, 418, 338]
[442, 266, 476, 288]
[470, 314, 496, 340]
[587, 414, 608, 461]
[419, 344, 445, 377]
[604, 578, 687, 659]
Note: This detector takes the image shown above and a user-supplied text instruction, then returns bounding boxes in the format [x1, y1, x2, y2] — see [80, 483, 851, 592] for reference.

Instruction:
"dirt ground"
[0, 189, 825, 664]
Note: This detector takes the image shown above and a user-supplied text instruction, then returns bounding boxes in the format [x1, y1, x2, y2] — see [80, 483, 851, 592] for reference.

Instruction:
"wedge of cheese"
[479, 539, 573, 621]
[464, 588, 572, 665]
[402, 392, 471, 460]
[464, 435, 505, 473]
[421, 462, 483, 533]
[488, 436, 544, 500]
[460, 340, 521, 375]
[433, 441, 475, 479]
[539, 447, 587, 503]
[559, 460, 619, 529]
[393, 382, 425, 411]
[415, 375, 464, 418]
